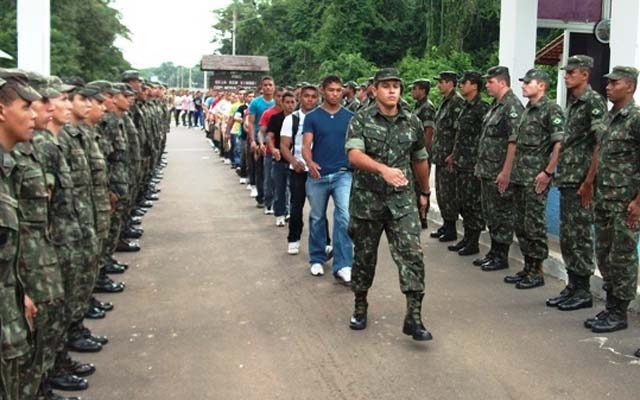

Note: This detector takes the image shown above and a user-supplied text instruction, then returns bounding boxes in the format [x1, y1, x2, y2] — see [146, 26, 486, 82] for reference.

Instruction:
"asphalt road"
[73, 126, 639, 400]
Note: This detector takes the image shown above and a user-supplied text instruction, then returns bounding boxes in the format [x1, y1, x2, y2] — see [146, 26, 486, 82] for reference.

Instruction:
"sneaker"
[246, 183, 252, 191]
[335, 267, 352, 284]
[325, 245, 334, 260]
[239, 177, 247, 184]
[224, 159, 231, 165]
[287, 241, 300, 255]
[250, 187, 258, 198]
[264, 207, 274, 215]
[256, 202, 265, 209]
[310, 263, 324, 276]
[275, 216, 286, 227]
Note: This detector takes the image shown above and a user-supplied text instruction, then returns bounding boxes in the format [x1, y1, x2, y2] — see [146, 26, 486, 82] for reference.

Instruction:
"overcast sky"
[112, 0, 232, 69]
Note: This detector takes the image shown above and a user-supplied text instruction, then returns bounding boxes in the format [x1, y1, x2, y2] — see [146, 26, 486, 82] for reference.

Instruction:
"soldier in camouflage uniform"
[410, 79, 436, 229]
[475, 66, 523, 272]
[446, 71, 489, 256]
[342, 81, 361, 113]
[586, 66, 640, 333]
[32, 77, 96, 397]
[430, 71, 465, 242]
[547, 55, 607, 311]
[0, 71, 39, 400]
[345, 68, 432, 341]
[14, 71, 67, 400]
[503, 69, 564, 289]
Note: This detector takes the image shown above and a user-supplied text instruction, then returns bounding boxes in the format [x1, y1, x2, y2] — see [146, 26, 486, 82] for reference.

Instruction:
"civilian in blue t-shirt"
[247, 77, 276, 208]
[302, 75, 354, 283]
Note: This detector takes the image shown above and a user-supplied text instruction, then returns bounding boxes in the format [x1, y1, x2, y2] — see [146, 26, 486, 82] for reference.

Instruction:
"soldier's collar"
[573, 84, 594, 102]
[613, 99, 636, 118]
[369, 103, 410, 120]
[495, 88, 515, 106]
[466, 94, 482, 106]
[527, 95, 549, 109]
[0, 147, 17, 177]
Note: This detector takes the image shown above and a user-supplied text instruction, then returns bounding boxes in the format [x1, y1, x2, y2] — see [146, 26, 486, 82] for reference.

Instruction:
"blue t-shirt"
[249, 96, 275, 141]
[303, 107, 353, 176]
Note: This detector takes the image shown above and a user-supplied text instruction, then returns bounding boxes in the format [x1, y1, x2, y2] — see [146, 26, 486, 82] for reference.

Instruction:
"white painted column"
[499, 0, 538, 103]
[17, 0, 50, 74]
[610, 0, 640, 102]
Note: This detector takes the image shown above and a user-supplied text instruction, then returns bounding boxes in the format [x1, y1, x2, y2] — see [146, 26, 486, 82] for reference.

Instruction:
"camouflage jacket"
[343, 96, 361, 113]
[345, 104, 429, 220]
[431, 90, 465, 165]
[412, 97, 436, 132]
[31, 129, 83, 245]
[452, 94, 490, 171]
[98, 112, 130, 199]
[475, 89, 524, 180]
[556, 85, 607, 188]
[79, 124, 111, 240]
[59, 124, 97, 244]
[0, 147, 31, 361]
[122, 111, 142, 181]
[12, 142, 64, 304]
[595, 99, 640, 211]
[511, 96, 564, 186]
[131, 101, 151, 158]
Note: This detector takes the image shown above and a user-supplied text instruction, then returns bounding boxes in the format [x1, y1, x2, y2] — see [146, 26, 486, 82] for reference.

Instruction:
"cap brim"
[376, 77, 403, 83]
[15, 84, 42, 102]
[560, 65, 577, 71]
[38, 87, 62, 99]
[58, 83, 76, 93]
[603, 72, 622, 80]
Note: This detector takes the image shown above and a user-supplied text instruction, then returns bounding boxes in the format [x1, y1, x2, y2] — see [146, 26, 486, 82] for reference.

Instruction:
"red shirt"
[259, 106, 281, 155]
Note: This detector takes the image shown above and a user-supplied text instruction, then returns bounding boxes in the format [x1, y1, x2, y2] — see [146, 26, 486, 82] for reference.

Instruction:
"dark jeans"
[287, 170, 331, 245]
[239, 137, 248, 178]
[255, 154, 264, 203]
[272, 161, 289, 217]
[181, 110, 188, 126]
[174, 108, 181, 126]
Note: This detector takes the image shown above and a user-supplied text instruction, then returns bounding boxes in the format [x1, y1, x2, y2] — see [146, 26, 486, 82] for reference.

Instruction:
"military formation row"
[0, 69, 170, 400]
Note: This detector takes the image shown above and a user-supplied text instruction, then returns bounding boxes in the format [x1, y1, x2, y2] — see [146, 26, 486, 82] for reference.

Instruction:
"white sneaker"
[264, 207, 274, 215]
[325, 245, 334, 260]
[287, 241, 300, 255]
[275, 216, 286, 227]
[250, 187, 258, 197]
[221, 158, 226, 163]
[335, 267, 351, 284]
[246, 183, 252, 190]
[224, 158, 231, 165]
[239, 177, 247, 184]
[310, 263, 324, 276]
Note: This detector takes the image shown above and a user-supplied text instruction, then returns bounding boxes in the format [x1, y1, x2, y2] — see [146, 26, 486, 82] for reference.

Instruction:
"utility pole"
[232, 4, 237, 56]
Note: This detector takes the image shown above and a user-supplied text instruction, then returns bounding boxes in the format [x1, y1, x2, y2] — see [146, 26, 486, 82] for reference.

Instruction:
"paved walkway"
[75, 126, 639, 400]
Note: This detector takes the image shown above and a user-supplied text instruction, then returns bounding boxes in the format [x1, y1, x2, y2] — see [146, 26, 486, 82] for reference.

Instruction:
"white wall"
[17, 0, 50, 74]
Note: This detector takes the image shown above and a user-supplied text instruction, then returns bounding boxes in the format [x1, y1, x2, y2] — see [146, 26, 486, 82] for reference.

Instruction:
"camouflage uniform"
[452, 93, 489, 235]
[343, 96, 361, 113]
[476, 88, 523, 245]
[557, 84, 606, 278]
[412, 94, 436, 225]
[432, 88, 464, 223]
[345, 104, 429, 294]
[122, 110, 143, 223]
[511, 92, 564, 282]
[0, 148, 31, 400]
[12, 142, 66, 399]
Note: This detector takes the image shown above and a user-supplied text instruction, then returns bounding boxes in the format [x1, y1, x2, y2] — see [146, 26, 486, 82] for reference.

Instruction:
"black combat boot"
[584, 289, 614, 329]
[546, 271, 576, 307]
[458, 230, 480, 256]
[635, 348, 640, 358]
[515, 258, 545, 289]
[438, 220, 457, 242]
[591, 297, 629, 333]
[430, 224, 446, 238]
[448, 235, 467, 252]
[558, 274, 593, 311]
[482, 242, 510, 271]
[402, 292, 433, 341]
[503, 254, 531, 283]
[349, 292, 368, 330]
[473, 239, 495, 266]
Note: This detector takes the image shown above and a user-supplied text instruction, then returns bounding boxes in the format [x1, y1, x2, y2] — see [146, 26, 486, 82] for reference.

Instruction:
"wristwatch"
[542, 169, 554, 178]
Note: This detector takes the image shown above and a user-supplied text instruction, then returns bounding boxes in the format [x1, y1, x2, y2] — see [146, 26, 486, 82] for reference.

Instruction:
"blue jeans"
[272, 161, 289, 217]
[263, 153, 274, 208]
[305, 170, 353, 273]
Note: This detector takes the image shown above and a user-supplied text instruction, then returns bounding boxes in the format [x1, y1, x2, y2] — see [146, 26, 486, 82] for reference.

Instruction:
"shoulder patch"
[592, 108, 601, 116]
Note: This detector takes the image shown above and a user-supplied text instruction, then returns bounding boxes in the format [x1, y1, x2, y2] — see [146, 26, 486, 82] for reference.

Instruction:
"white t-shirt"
[174, 95, 183, 109]
[280, 109, 309, 171]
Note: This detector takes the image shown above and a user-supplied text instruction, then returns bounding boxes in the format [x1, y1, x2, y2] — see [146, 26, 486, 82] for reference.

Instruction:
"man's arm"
[302, 133, 321, 179]
[347, 149, 409, 188]
[534, 141, 562, 194]
[496, 142, 516, 194]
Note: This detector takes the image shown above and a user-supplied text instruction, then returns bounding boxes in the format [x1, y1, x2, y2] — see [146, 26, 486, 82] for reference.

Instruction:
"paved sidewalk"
[74, 126, 639, 400]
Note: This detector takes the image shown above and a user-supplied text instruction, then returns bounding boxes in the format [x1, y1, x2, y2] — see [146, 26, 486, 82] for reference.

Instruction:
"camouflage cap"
[460, 70, 483, 85]
[483, 66, 510, 79]
[518, 68, 550, 84]
[87, 80, 120, 95]
[374, 68, 402, 83]
[434, 71, 458, 81]
[603, 65, 639, 83]
[113, 82, 135, 96]
[343, 81, 358, 89]
[411, 79, 431, 91]
[64, 77, 104, 101]
[48, 76, 76, 93]
[367, 76, 374, 85]
[121, 70, 141, 82]
[0, 68, 42, 102]
[24, 70, 61, 98]
[561, 55, 594, 71]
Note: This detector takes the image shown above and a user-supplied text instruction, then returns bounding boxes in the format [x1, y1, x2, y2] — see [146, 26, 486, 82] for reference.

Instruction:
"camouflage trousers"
[102, 200, 127, 265]
[349, 210, 425, 294]
[559, 188, 595, 277]
[56, 238, 99, 325]
[513, 184, 549, 260]
[435, 165, 458, 221]
[19, 300, 65, 400]
[594, 205, 639, 301]
[455, 169, 485, 233]
[480, 178, 514, 245]
[1, 355, 23, 400]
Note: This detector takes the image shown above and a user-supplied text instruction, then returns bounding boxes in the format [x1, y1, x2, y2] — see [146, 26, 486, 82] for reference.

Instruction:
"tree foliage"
[211, 0, 501, 86]
[0, 0, 131, 81]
